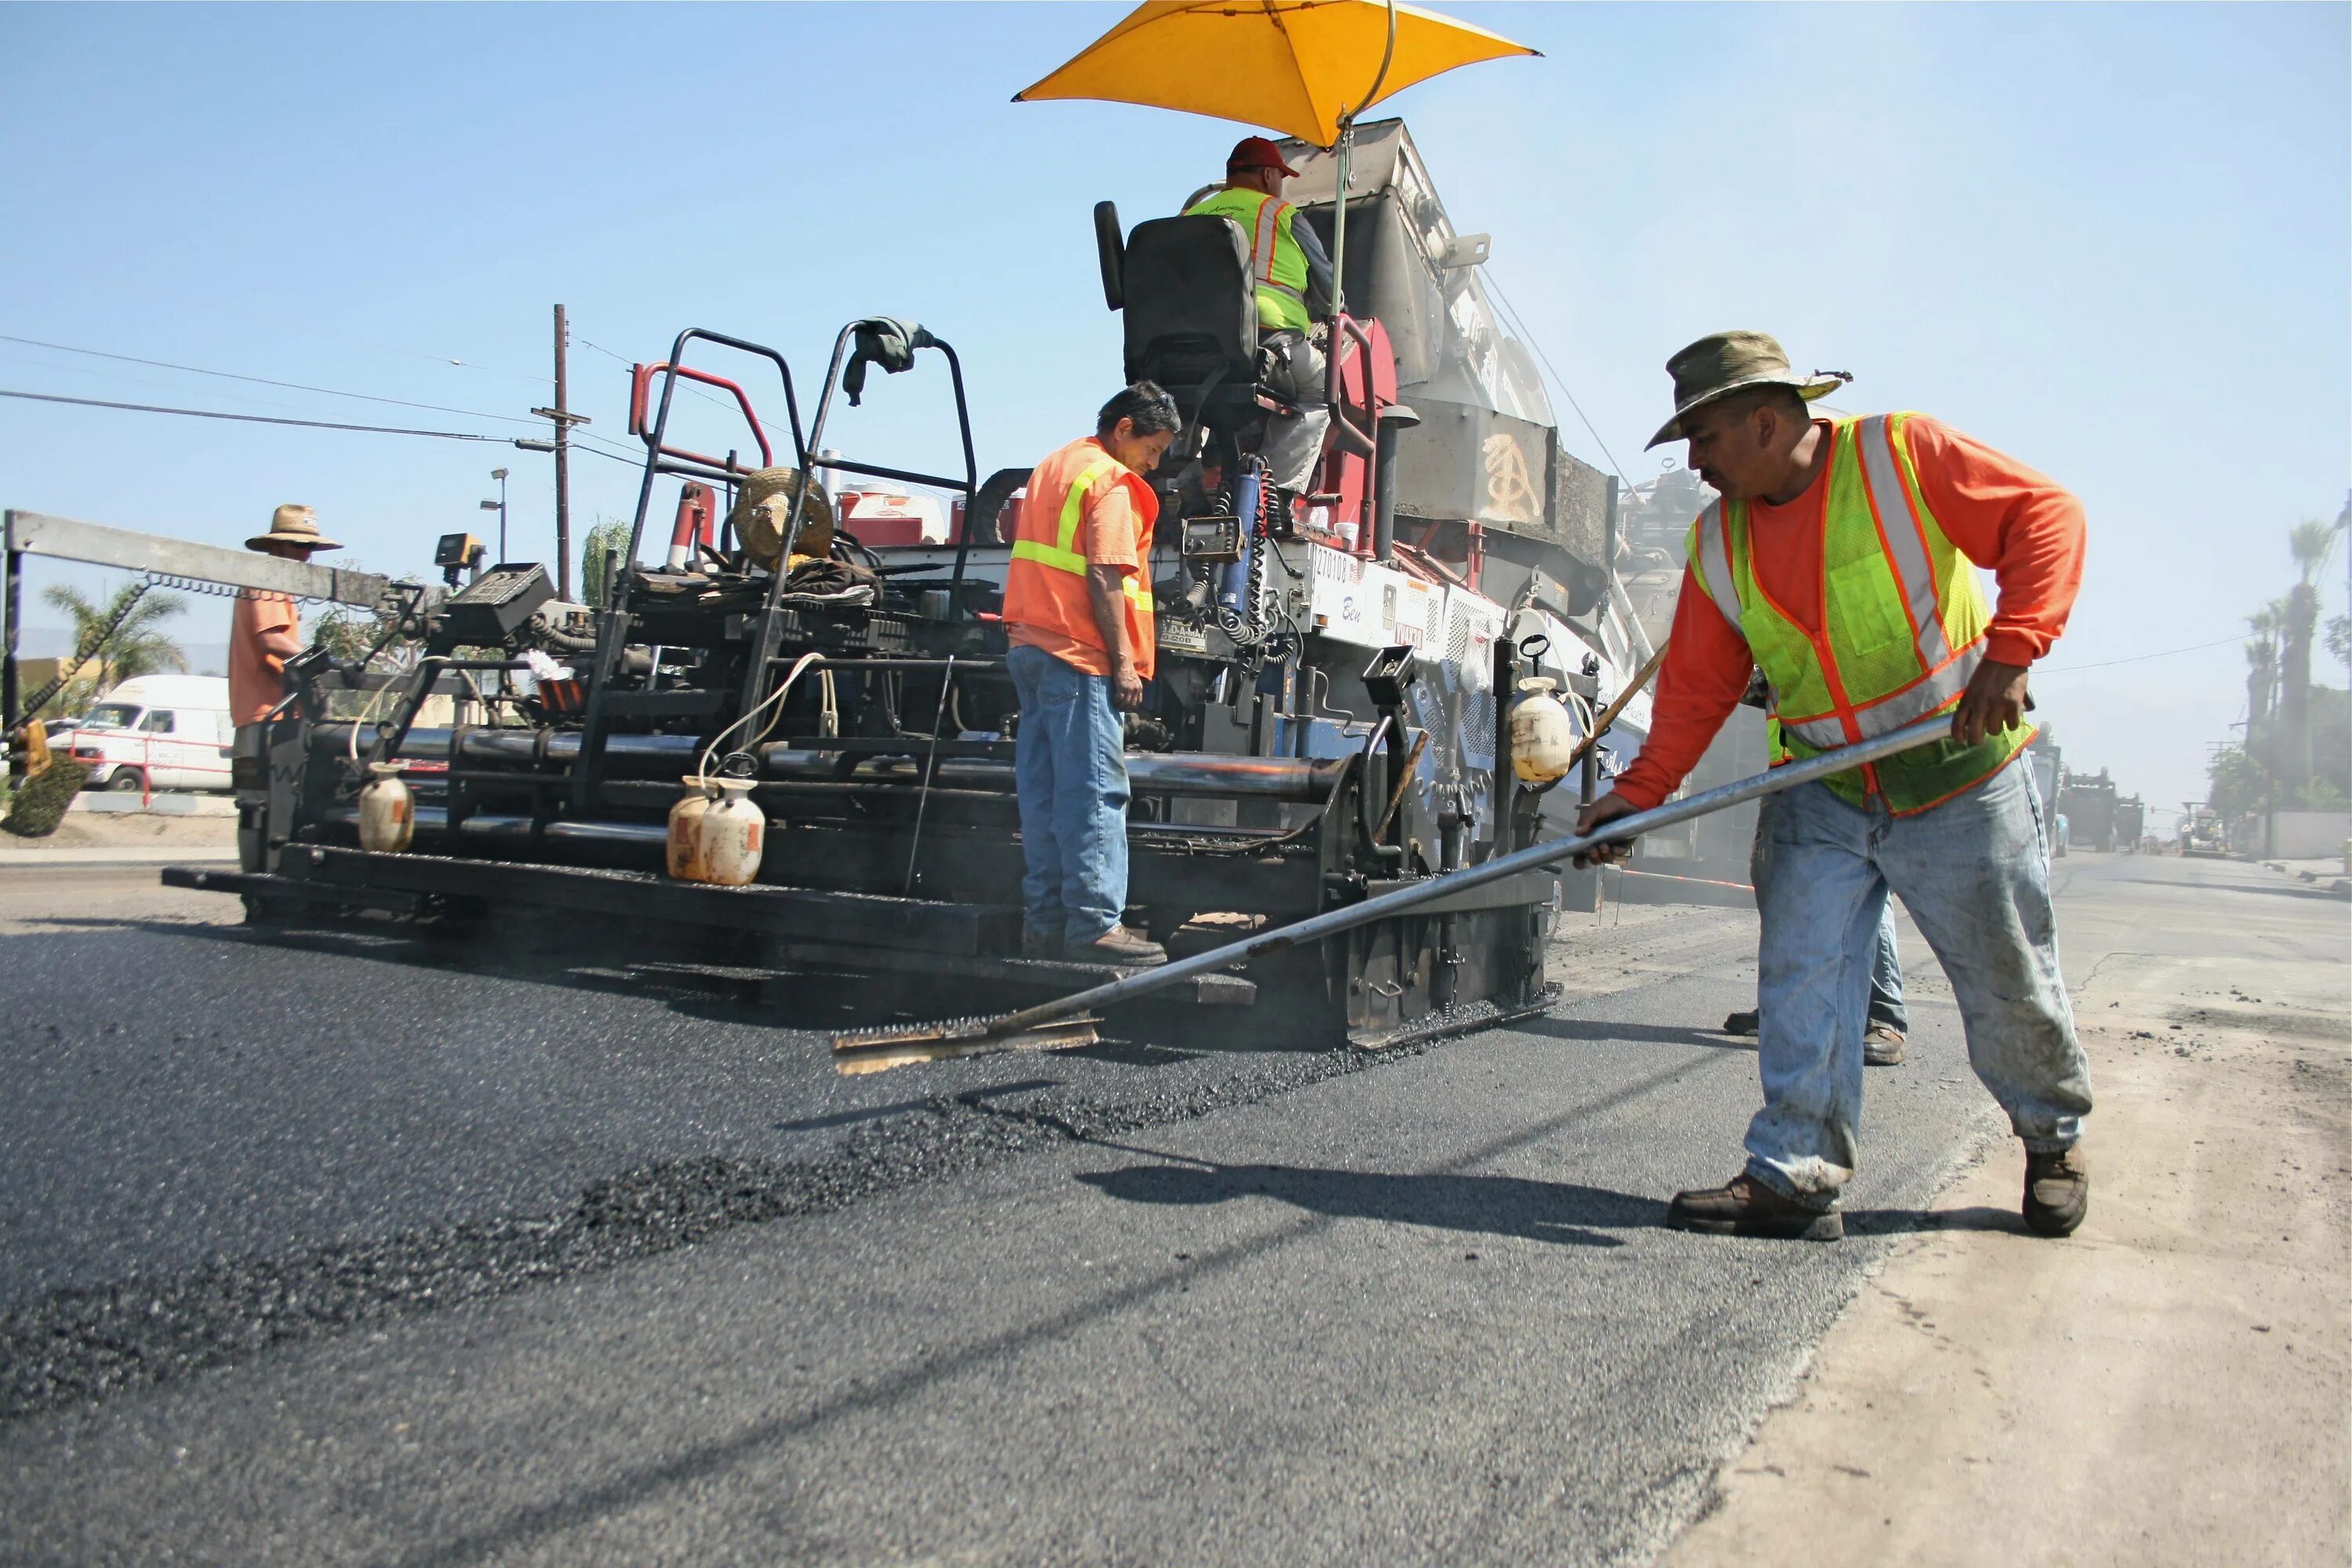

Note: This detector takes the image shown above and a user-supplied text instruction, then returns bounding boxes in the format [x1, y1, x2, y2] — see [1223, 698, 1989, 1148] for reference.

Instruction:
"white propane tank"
[1508, 677, 1580, 785]
[667, 775, 765, 886]
[356, 761, 415, 852]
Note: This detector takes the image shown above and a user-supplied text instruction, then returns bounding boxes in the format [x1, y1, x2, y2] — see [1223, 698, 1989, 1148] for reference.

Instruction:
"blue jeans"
[1754, 822, 1908, 1032]
[1009, 644, 1130, 945]
[1748, 760, 2090, 1205]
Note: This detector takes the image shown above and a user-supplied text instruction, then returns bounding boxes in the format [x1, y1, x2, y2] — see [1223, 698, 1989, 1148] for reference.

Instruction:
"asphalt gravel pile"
[0, 1034, 1396, 1422]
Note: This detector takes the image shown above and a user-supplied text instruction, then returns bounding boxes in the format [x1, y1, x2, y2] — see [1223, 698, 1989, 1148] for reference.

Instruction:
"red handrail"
[629, 362, 775, 470]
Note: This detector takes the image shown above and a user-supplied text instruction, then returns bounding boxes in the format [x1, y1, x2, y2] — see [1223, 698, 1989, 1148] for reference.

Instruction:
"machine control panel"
[437, 563, 554, 645]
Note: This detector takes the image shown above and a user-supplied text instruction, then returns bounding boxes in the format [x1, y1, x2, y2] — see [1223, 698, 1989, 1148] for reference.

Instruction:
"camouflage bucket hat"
[1646, 331, 1850, 448]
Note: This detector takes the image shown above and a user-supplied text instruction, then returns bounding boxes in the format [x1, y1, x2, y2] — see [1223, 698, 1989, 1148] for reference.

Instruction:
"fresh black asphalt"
[0, 862, 2075, 1566]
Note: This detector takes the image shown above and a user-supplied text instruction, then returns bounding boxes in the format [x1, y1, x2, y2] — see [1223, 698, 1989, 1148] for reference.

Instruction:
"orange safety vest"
[1003, 436, 1160, 681]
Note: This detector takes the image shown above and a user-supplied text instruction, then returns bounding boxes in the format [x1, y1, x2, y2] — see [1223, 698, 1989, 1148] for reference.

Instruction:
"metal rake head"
[829, 1014, 1102, 1076]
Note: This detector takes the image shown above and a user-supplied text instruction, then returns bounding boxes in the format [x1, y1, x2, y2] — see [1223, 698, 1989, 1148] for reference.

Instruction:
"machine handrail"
[797, 321, 982, 616]
[628, 362, 775, 470]
[580, 328, 814, 812]
[1322, 312, 1379, 459]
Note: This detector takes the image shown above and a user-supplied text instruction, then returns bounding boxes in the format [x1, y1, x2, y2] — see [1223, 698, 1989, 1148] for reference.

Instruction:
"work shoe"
[1667, 1174, 1843, 1241]
[2023, 1145, 2089, 1237]
[1020, 927, 1059, 958]
[1068, 924, 1167, 967]
[1722, 1009, 1760, 1037]
[1864, 1024, 1907, 1066]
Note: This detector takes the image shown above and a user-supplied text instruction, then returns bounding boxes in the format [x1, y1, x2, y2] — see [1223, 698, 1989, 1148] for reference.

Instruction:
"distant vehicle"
[68, 674, 234, 792]
[2180, 804, 2229, 858]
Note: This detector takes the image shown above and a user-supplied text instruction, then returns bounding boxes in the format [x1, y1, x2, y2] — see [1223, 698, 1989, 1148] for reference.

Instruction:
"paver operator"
[1182, 136, 1335, 493]
[1577, 331, 2092, 1242]
[1004, 383, 1181, 968]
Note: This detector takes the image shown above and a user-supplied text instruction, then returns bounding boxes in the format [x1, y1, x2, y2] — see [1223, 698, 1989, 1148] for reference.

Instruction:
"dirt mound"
[0, 806, 236, 851]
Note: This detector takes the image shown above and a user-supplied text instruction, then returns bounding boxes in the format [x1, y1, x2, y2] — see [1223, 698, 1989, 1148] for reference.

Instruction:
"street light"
[481, 466, 510, 561]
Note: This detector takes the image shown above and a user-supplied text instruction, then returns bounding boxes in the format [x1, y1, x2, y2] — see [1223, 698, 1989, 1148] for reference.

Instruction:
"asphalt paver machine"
[172, 125, 1651, 1051]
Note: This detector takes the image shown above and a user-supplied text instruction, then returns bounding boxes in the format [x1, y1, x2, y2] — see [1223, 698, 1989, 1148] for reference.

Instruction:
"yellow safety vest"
[1183, 187, 1312, 333]
[1686, 413, 2032, 815]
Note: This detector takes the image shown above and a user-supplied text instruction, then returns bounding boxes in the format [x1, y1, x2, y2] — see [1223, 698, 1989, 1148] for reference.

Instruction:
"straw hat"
[246, 503, 342, 553]
[731, 468, 834, 568]
[1646, 332, 1851, 448]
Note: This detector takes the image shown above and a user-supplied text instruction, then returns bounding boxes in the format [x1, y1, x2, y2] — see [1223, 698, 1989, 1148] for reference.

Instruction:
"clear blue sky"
[4, 2, 2345, 816]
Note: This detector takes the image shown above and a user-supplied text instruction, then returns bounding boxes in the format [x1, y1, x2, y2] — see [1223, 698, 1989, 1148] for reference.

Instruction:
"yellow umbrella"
[1017, 0, 1538, 314]
[1014, 0, 1538, 150]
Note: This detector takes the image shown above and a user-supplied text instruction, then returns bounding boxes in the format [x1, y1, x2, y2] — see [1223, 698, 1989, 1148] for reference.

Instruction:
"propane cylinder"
[357, 761, 416, 852]
[667, 775, 764, 886]
[1508, 677, 1580, 785]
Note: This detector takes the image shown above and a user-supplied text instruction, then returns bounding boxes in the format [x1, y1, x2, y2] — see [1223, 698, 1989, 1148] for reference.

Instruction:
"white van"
[69, 673, 236, 792]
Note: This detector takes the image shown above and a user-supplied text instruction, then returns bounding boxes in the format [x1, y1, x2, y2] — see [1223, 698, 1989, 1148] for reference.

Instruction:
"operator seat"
[1120, 215, 1298, 442]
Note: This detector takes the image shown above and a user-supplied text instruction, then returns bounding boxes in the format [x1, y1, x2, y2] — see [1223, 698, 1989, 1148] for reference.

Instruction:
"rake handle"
[956, 714, 1958, 1044]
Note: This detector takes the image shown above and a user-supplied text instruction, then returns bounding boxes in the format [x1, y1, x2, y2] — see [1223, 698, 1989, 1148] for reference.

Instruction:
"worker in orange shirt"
[1003, 384, 1181, 966]
[1579, 332, 2092, 1242]
[230, 503, 336, 872]
[230, 503, 336, 728]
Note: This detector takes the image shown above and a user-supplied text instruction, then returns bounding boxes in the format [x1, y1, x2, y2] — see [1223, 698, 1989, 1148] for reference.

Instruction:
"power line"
[0, 332, 543, 426]
[1476, 267, 1629, 485]
[2037, 633, 2245, 673]
[0, 387, 510, 442]
[299, 328, 550, 384]
[575, 333, 739, 415]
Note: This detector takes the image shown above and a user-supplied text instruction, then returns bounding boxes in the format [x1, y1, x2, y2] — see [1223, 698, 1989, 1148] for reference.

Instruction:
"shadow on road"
[1076, 1159, 1656, 1247]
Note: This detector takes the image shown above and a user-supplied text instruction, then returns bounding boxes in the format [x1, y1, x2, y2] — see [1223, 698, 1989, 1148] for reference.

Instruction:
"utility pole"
[531, 305, 590, 601]
[552, 305, 572, 601]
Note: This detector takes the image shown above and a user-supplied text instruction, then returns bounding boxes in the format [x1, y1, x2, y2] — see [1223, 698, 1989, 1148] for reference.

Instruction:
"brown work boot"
[1863, 1024, 1907, 1066]
[1068, 924, 1167, 967]
[1667, 1174, 1843, 1241]
[2023, 1145, 2089, 1236]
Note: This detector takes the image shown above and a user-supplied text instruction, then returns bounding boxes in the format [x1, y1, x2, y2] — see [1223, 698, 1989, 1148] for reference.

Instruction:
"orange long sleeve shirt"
[1612, 415, 2085, 812]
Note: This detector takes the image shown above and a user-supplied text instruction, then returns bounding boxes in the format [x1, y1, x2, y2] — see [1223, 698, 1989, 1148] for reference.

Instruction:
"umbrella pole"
[1330, 122, 1352, 318]
[1327, 0, 1398, 323]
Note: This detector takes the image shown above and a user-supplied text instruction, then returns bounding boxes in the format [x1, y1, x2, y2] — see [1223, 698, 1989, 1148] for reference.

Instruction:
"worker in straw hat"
[1576, 331, 2092, 1242]
[230, 503, 338, 733]
[229, 503, 338, 877]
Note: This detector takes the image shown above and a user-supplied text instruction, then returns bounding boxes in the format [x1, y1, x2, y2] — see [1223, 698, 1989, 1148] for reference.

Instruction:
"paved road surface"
[0, 851, 2330, 1564]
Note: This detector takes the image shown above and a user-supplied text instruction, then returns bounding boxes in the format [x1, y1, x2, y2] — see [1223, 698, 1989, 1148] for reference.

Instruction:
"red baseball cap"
[1227, 136, 1301, 178]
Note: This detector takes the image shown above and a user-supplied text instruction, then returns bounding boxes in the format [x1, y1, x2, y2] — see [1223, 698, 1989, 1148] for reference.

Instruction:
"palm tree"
[2278, 517, 2346, 793]
[40, 582, 188, 687]
[2244, 601, 2282, 762]
[580, 517, 632, 608]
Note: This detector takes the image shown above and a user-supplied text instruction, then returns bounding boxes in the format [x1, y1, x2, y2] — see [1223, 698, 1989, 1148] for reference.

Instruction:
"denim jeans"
[1754, 825, 1907, 1033]
[1009, 643, 1131, 945]
[1747, 759, 2090, 1205]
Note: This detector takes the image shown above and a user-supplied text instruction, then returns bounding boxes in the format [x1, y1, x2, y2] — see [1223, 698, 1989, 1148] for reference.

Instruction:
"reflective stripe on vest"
[1008, 459, 1156, 612]
[1692, 501, 1741, 638]
[1250, 198, 1306, 303]
[1775, 647, 1980, 750]
[1854, 414, 1953, 670]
